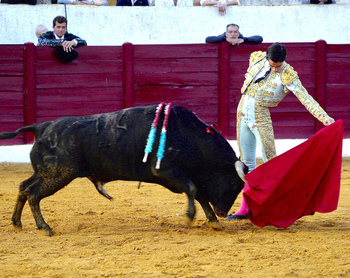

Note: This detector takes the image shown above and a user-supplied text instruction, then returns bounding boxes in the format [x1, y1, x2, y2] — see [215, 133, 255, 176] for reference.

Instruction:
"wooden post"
[23, 42, 36, 144]
[123, 42, 134, 108]
[315, 40, 327, 132]
[218, 42, 230, 138]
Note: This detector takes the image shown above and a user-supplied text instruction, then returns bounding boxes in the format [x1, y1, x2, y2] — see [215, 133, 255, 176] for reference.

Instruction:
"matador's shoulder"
[249, 51, 266, 66]
[281, 64, 299, 85]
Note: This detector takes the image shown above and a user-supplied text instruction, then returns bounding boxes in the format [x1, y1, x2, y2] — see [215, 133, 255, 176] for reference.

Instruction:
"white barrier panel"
[0, 5, 349, 46]
[0, 139, 349, 163]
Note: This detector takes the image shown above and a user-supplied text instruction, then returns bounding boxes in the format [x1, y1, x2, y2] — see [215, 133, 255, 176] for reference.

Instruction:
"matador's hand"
[325, 117, 335, 126]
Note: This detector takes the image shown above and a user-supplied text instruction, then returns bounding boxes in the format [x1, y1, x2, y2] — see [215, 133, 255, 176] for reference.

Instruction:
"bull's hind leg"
[25, 177, 72, 236]
[27, 195, 53, 236]
[12, 174, 39, 229]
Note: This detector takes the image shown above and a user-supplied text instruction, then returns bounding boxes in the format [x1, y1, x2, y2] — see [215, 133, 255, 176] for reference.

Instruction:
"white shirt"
[253, 59, 270, 83]
[54, 33, 64, 41]
[54, 32, 78, 46]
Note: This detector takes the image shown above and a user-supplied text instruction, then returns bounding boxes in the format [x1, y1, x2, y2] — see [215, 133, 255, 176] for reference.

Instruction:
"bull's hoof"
[186, 211, 195, 222]
[184, 216, 193, 227]
[13, 225, 23, 232]
[39, 228, 55, 237]
[12, 220, 22, 230]
[37, 223, 54, 237]
[12, 222, 22, 228]
[12, 216, 22, 227]
[208, 221, 223, 231]
[46, 229, 55, 237]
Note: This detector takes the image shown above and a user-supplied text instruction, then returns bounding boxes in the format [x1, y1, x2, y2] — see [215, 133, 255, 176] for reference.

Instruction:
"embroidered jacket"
[38, 31, 87, 47]
[241, 51, 330, 125]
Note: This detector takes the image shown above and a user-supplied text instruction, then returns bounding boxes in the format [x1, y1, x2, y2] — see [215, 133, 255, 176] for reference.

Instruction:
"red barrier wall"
[0, 45, 25, 145]
[0, 41, 349, 145]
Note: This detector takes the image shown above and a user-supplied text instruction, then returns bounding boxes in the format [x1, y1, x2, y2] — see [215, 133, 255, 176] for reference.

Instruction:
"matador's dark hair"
[266, 42, 287, 62]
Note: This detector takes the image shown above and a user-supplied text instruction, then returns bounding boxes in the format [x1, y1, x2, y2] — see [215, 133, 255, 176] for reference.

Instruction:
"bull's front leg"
[154, 168, 197, 224]
[186, 182, 197, 223]
[196, 197, 222, 230]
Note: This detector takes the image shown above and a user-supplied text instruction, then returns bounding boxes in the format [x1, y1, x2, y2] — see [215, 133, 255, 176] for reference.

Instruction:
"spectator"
[155, 0, 194, 6]
[225, 42, 334, 220]
[302, 0, 335, 3]
[201, 0, 238, 16]
[35, 25, 48, 39]
[38, 16, 87, 52]
[1, 0, 36, 4]
[38, 16, 87, 63]
[117, 0, 149, 6]
[57, 0, 108, 5]
[206, 23, 263, 45]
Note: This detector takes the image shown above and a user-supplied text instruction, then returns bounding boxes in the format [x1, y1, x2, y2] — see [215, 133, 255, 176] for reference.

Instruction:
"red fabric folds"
[244, 120, 344, 228]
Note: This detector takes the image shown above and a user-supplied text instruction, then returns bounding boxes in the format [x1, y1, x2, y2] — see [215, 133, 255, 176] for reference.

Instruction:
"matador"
[226, 43, 335, 220]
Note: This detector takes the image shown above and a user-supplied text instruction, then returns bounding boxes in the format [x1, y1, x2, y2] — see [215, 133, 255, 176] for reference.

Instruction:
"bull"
[0, 104, 247, 236]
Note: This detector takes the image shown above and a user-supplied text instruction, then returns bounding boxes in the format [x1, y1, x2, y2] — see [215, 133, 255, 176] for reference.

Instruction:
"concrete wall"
[0, 4, 349, 46]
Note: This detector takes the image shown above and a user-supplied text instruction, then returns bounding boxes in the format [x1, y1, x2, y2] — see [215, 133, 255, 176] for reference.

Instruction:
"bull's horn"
[234, 160, 248, 184]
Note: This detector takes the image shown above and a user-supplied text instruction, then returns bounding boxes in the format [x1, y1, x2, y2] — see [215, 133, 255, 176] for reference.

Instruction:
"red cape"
[244, 120, 344, 228]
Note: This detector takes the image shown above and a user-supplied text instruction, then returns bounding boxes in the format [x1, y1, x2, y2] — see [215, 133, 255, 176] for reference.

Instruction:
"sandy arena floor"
[0, 159, 349, 277]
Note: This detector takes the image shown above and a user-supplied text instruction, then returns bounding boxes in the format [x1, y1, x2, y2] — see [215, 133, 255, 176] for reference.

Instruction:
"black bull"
[0, 105, 247, 235]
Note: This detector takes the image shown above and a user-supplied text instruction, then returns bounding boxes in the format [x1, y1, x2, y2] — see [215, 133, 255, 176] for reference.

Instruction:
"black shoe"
[225, 214, 248, 220]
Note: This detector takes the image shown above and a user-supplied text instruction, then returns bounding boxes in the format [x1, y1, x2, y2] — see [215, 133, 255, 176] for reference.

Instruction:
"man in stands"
[38, 16, 87, 53]
[205, 23, 263, 45]
[116, 0, 149, 6]
[302, 0, 336, 3]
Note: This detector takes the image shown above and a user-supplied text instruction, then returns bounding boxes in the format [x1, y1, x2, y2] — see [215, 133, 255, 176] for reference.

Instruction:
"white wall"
[1, 139, 350, 162]
[0, 4, 349, 46]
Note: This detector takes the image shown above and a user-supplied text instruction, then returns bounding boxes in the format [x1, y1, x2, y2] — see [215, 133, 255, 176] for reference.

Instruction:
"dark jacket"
[1, 0, 36, 4]
[38, 31, 87, 47]
[205, 33, 263, 44]
[310, 0, 335, 3]
[116, 0, 149, 5]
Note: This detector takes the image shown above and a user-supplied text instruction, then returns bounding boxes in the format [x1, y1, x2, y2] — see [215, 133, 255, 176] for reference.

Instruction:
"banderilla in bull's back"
[0, 104, 247, 236]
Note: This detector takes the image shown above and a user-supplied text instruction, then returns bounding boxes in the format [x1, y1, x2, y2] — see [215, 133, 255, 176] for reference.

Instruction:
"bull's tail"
[0, 126, 37, 140]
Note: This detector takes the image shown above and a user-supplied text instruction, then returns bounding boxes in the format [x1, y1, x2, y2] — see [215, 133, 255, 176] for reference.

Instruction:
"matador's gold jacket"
[241, 51, 330, 125]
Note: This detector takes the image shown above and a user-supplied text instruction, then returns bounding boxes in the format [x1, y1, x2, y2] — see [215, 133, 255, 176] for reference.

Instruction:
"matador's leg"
[254, 104, 277, 162]
[237, 95, 257, 172]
